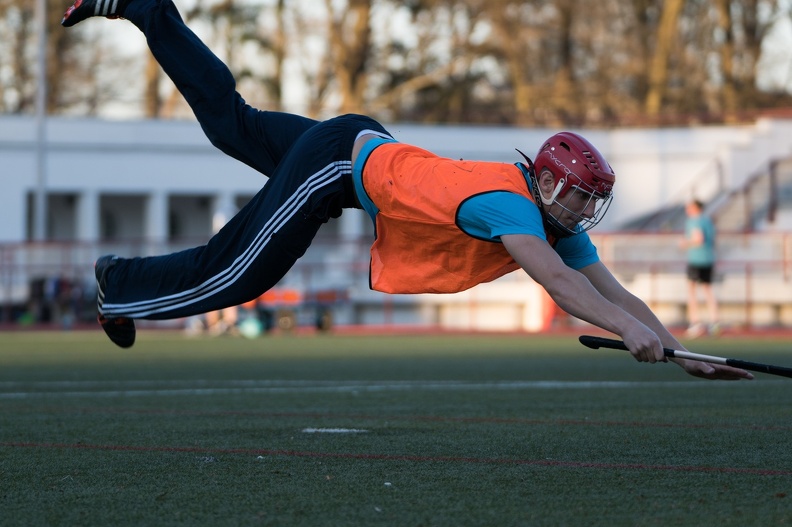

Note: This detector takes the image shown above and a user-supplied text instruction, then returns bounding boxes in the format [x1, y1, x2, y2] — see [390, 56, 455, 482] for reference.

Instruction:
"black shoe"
[95, 255, 136, 348]
[61, 0, 130, 27]
[97, 314, 136, 348]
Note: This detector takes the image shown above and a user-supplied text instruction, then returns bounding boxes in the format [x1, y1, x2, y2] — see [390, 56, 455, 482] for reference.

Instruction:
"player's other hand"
[675, 358, 754, 380]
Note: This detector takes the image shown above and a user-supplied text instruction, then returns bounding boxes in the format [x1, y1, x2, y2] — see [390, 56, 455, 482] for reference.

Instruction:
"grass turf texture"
[1, 331, 791, 526]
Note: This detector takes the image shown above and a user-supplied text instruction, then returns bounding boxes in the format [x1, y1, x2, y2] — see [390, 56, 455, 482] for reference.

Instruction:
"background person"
[680, 199, 719, 337]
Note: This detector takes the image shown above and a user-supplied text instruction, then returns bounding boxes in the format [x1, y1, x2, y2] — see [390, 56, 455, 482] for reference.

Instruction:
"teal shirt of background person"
[456, 191, 600, 270]
[685, 215, 716, 266]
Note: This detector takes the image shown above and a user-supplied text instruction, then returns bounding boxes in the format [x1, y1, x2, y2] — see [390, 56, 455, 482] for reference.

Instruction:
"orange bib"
[362, 142, 541, 294]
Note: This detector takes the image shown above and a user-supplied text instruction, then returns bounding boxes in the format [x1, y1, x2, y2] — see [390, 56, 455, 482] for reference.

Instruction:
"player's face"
[537, 168, 610, 234]
[548, 188, 598, 230]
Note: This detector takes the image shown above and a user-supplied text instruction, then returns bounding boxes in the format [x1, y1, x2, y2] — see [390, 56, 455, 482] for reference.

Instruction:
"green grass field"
[1, 330, 791, 526]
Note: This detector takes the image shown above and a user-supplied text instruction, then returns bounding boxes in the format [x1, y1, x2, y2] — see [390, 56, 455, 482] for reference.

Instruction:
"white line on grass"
[301, 428, 369, 434]
[0, 379, 768, 399]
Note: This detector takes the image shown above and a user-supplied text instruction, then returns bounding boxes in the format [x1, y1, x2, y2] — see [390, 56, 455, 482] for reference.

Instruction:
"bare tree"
[364, 1, 459, 120]
[3, 0, 792, 126]
[0, 0, 72, 113]
[729, 0, 780, 112]
[400, 0, 491, 122]
[644, 0, 684, 117]
[487, 0, 541, 125]
[323, 0, 372, 115]
[143, 54, 162, 118]
[715, 0, 738, 117]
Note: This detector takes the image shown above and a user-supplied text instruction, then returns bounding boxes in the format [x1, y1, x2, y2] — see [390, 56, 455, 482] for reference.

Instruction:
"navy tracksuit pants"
[99, 0, 391, 320]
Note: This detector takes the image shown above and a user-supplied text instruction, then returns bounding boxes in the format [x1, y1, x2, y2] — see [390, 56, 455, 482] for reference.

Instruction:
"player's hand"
[674, 358, 754, 380]
[621, 326, 666, 363]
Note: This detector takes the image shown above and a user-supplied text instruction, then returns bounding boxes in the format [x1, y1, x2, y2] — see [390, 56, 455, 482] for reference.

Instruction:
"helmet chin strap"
[534, 179, 577, 239]
[514, 149, 576, 239]
[537, 180, 577, 239]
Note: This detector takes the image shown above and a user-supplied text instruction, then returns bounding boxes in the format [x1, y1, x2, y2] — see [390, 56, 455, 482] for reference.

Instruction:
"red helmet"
[530, 132, 616, 236]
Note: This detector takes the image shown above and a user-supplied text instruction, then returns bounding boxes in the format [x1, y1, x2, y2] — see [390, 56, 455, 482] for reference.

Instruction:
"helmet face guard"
[539, 170, 614, 237]
[522, 132, 616, 238]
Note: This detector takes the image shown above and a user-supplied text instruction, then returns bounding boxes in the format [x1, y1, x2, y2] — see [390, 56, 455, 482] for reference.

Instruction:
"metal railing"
[590, 231, 792, 327]
[2, 230, 792, 329]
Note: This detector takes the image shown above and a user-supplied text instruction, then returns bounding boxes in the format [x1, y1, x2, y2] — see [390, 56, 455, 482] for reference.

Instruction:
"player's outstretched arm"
[501, 234, 664, 364]
[577, 261, 752, 381]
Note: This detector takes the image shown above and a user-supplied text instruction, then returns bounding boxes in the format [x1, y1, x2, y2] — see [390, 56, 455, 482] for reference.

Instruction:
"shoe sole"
[98, 314, 136, 348]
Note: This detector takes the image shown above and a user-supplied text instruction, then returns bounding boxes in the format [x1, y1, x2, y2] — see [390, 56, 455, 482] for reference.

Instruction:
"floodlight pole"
[34, 0, 48, 241]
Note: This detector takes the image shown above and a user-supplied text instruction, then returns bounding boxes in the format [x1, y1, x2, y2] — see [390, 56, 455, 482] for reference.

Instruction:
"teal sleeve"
[553, 231, 600, 269]
[457, 191, 600, 269]
[457, 192, 546, 240]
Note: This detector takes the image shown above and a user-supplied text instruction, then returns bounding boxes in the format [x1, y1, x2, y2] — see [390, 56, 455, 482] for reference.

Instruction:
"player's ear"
[538, 169, 556, 196]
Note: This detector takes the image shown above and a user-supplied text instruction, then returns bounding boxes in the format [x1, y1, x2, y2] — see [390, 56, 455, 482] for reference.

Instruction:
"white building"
[7, 115, 792, 243]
